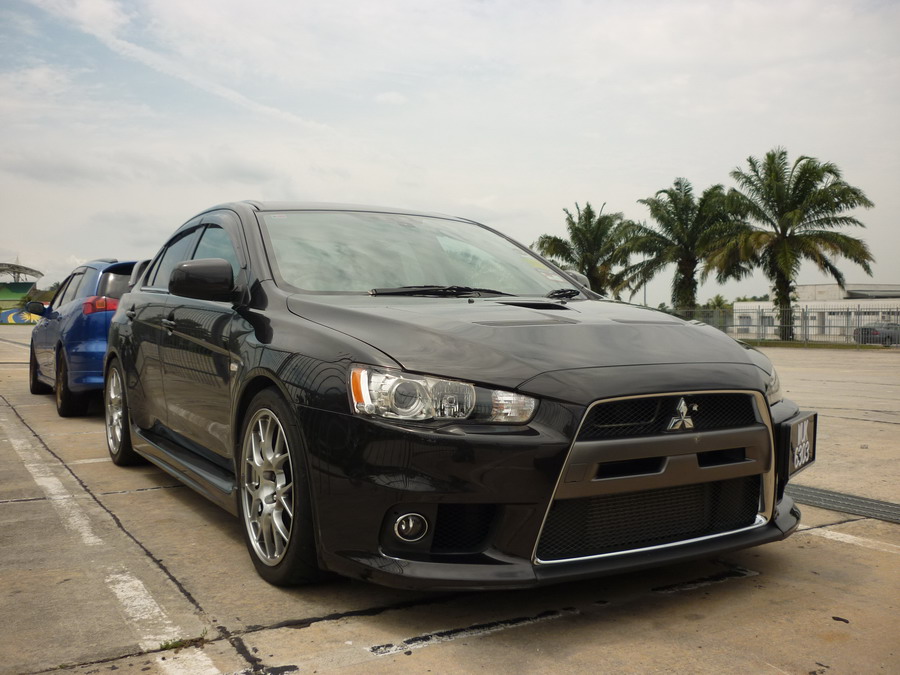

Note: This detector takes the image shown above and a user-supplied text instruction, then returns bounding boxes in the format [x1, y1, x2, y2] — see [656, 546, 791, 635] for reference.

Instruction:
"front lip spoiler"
[321, 497, 801, 591]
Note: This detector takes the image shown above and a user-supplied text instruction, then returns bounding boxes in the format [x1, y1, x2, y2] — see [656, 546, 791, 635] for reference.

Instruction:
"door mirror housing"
[169, 258, 237, 303]
[25, 301, 47, 316]
[567, 270, 590, 290]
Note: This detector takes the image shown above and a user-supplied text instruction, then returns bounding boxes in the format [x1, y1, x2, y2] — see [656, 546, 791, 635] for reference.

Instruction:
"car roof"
[202, 200, 474, 224]
[82, 259, 137, 271]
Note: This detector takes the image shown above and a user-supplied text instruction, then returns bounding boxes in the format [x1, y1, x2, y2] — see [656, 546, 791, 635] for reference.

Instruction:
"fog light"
[393, 513, 428, 542]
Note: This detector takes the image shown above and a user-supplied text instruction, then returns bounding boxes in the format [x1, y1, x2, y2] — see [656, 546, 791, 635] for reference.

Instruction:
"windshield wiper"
[546, 288, 581, 299]
[369, 285, 514, 297]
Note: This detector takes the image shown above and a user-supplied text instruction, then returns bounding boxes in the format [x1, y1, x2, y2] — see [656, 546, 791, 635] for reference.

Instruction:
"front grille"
[536, 476, 760, 561]
[431, 504, 497, 553]
[576, 393, 758, 442]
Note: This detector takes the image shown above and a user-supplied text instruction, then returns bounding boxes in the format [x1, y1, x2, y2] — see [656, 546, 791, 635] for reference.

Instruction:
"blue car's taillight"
[82, 296, 118, 315]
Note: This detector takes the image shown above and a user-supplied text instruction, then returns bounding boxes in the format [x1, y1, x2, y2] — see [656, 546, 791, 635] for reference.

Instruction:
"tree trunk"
[673, 259, 698, 309]
[773, 273, 794, 341]
[587, 269, 605, 296]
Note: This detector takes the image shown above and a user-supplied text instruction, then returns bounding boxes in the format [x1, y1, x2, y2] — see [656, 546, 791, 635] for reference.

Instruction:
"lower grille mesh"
[536, 477, 760, 561]
[431, 504, 497, 553]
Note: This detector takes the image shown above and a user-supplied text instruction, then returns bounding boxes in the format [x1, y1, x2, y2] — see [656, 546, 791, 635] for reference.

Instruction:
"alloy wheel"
[241, 408, 295, 566]
[105, 366, 124, 452]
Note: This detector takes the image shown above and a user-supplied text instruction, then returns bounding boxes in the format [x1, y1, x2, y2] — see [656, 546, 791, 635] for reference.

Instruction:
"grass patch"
[159, 627, 209, 652]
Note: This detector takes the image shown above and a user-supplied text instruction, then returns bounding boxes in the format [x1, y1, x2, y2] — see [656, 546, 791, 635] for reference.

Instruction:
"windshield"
[259, 211, 576, 296]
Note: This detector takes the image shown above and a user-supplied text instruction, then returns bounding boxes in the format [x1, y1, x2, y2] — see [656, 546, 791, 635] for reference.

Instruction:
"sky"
[1, 0, 898, 307]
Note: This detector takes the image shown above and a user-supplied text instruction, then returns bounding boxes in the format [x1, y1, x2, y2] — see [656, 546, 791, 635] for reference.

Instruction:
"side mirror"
[25, 301, 46, 316]
[128, 259, 151, 290]
[567, 270, 590, 289]
[169, 258, 236, 303]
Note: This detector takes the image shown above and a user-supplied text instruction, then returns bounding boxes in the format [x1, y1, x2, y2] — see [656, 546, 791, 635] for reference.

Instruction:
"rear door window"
[56, 271, 86, 307]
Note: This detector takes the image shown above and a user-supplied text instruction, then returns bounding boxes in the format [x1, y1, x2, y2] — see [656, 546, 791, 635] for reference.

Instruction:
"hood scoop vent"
[475, 317, 579, 326]
[497, 301, 571, 311]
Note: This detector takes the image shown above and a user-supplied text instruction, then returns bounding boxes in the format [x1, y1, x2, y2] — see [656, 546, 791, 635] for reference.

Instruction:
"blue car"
[28, 259, 138, 416]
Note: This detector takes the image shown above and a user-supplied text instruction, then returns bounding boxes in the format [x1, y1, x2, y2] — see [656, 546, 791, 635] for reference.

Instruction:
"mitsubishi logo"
[667, 397, 698, 431]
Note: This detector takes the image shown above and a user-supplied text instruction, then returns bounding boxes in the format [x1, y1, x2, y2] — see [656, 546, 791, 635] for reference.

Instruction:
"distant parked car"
[28, 259, 137, 416]
[853, 322, 900, 346]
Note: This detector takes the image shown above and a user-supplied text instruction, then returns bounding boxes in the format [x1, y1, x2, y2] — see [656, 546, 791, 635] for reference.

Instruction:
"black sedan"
[105, 201, 816, 589]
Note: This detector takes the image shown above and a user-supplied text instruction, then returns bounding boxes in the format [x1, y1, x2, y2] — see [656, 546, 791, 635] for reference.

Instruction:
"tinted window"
[149, 229, 202, 289]
[193, 225, 241, 278]
[78, 267, 101, 298]
[98, 271, 134, 299]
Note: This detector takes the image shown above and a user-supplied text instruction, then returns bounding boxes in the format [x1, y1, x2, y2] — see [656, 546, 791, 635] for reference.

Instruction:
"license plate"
[787, 412, 817, 475]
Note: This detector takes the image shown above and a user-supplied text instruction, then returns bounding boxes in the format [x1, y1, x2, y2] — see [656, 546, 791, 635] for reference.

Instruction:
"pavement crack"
[243, 592, 471, 634]
[651, 562, 759, 594]
[368, 607, 580, 656]
[99, 484, 186, 495]
[798, 517, 868, 532]
[0, 495, 52, 505]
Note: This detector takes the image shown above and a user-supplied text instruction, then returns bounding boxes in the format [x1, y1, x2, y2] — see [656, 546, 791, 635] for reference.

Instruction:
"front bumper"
[303, 395, 812, 591]
[324, 497, 801, 591]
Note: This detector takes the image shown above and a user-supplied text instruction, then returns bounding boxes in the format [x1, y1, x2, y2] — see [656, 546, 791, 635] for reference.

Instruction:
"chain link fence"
[670, 305, 900, 346]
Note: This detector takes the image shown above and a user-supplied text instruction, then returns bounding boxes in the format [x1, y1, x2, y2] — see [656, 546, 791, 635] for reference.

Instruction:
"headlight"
[765, 366, 783, 405]
[350, 365, 537, 423]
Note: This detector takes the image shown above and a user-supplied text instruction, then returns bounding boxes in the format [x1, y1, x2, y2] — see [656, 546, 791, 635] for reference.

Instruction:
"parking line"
[798, 525, 900, 554]
[8, 435, 103, 546]
[106, 572, 182, 650]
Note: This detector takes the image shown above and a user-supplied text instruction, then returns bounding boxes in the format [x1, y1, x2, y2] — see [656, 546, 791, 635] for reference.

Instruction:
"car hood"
[287, 295, 766, 393]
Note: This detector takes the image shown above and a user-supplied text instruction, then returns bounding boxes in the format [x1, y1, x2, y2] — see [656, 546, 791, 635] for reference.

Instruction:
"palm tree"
[627, 178, 741, 309]
[712, 147, 874, 340]
[534, 202, 633, 297]
[701, 293, 732, 330]
[704, 294, 731, 309]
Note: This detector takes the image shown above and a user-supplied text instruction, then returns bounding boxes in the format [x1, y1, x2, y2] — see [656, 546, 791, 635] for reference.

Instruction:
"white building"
[731, 284, 900, 343]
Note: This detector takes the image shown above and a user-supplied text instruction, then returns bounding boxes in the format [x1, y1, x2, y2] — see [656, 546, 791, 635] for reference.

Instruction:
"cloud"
[375, 92, 407, 105]
[26, 0, 330, 129]
[5, 0, 899, 301]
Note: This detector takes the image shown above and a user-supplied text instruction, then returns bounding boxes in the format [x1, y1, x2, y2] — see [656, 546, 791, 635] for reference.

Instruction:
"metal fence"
[670, 305, 900, 346]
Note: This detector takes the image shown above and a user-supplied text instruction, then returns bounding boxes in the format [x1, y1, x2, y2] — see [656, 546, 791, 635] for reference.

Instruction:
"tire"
[105, 358, 144, 466]
[238, 388, 321, 586]
[55, 350, 89, 417]
[29, 344, 52, 395]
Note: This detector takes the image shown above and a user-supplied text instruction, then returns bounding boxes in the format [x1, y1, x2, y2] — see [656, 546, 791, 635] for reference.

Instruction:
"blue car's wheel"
[55, 350, 89, 417]
[29, 344, 51, 395]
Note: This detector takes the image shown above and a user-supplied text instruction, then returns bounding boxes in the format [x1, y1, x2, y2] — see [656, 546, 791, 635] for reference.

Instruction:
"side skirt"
[132, 424, 238, 516]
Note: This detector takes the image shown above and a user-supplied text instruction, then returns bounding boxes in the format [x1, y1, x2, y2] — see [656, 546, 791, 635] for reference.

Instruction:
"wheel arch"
[233, 372, 298, 460]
